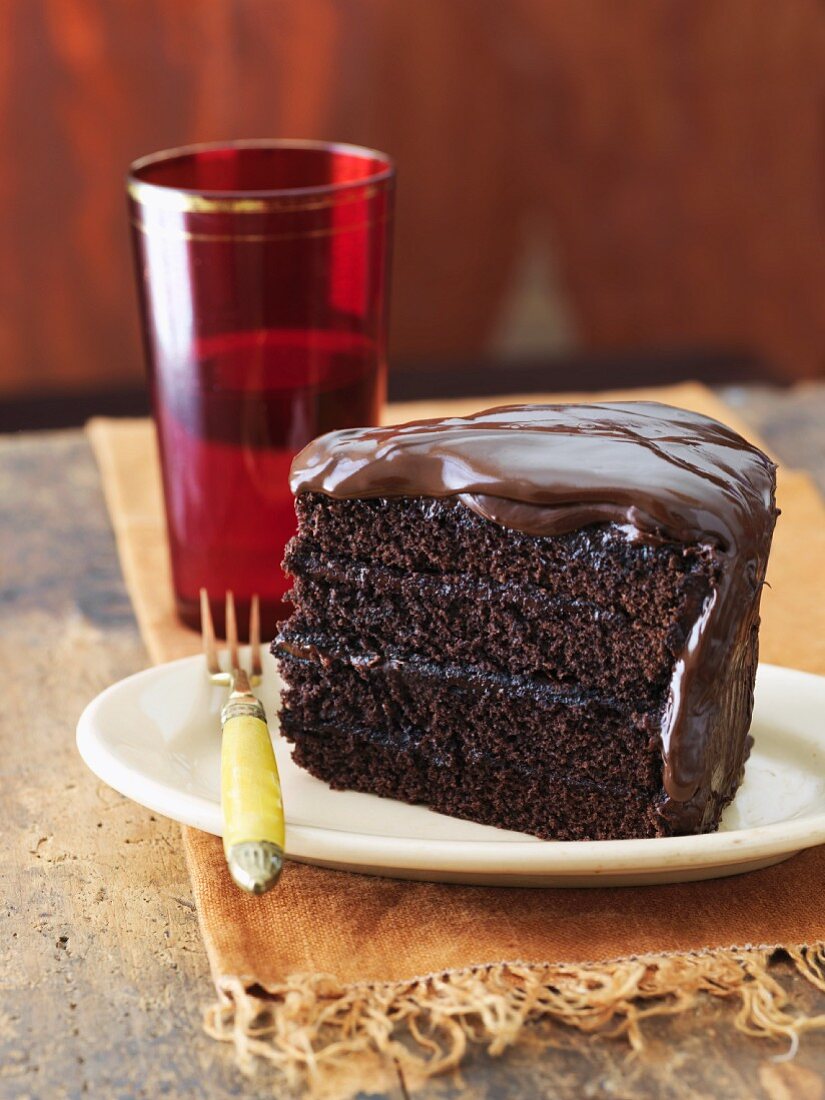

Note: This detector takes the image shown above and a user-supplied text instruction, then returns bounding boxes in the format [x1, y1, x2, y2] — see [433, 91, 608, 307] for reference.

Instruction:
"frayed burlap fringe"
[203, 943, 825, 1098]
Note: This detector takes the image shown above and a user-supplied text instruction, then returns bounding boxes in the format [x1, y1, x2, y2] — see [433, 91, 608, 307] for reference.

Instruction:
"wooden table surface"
[2, 384, 824, 1100]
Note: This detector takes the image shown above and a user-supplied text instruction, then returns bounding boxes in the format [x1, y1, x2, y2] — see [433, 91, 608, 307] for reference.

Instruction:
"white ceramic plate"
[76, 656, 825, 887]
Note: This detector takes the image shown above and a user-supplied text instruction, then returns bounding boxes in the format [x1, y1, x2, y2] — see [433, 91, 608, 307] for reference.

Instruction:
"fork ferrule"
[221, 695, 266, 726]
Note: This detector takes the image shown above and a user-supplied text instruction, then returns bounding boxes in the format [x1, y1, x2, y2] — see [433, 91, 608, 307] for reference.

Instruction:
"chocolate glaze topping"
[290, 402, 778, 826]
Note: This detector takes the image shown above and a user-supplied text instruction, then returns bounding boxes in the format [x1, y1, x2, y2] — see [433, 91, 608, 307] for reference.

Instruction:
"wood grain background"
[1, 0, 823, 401]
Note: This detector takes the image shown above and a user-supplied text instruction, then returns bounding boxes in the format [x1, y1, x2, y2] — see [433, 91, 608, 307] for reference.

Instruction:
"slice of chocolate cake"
[273, 403, 777, 840]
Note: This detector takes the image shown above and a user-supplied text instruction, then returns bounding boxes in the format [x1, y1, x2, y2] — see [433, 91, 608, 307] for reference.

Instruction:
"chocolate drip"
[289, 402, 778, 824]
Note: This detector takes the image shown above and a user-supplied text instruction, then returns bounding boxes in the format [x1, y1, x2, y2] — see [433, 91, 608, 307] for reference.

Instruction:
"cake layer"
[281, 558, 706, 704]
[277, 649, 663, 788]
[289, 494, 719, 626]
[289, 404, 776, 555]
[287, 724, 667, 841]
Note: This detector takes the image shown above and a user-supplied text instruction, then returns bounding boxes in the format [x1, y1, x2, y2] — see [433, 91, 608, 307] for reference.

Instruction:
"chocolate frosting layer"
[289, 402, 778, 826]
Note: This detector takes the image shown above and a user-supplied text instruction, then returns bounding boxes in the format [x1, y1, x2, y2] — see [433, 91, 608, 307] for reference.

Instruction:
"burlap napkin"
[87, 382, 825, 1098]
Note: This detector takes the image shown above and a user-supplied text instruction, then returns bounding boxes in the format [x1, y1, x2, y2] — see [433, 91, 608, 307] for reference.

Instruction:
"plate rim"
[76, 658, 825, 878]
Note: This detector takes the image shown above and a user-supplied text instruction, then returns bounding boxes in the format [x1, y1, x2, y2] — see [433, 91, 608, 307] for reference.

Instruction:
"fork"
[201, 589, 284, 894]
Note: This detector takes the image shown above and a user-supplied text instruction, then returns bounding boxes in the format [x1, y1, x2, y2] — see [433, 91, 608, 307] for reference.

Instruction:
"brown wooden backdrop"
[1, 0, 823, 403]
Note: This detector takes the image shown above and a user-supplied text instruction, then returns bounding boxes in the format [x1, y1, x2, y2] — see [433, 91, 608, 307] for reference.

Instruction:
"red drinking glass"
[128, 140, 394, 638]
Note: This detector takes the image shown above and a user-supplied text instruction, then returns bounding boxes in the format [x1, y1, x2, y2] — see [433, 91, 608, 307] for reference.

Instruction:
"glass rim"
[127, 139, 395, 213]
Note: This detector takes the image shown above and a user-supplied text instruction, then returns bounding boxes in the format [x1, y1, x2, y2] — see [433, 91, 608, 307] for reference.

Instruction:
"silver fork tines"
[200, 589, 262, 685]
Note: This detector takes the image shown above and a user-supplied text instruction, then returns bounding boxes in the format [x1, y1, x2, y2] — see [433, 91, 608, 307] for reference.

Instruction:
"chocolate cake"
[273, 403, 777, 840]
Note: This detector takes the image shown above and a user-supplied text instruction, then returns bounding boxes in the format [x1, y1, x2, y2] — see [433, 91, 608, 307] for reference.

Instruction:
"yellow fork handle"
[221, 714, 285, 893]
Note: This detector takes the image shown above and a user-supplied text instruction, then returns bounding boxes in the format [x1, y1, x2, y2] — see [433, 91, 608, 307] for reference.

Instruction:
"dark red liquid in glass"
[128, 141, 393, 640]
[153, 327, 381, 637]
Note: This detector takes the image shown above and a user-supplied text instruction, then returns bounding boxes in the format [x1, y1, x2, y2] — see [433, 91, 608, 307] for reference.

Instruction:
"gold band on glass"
[127, 180, 383, 215]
